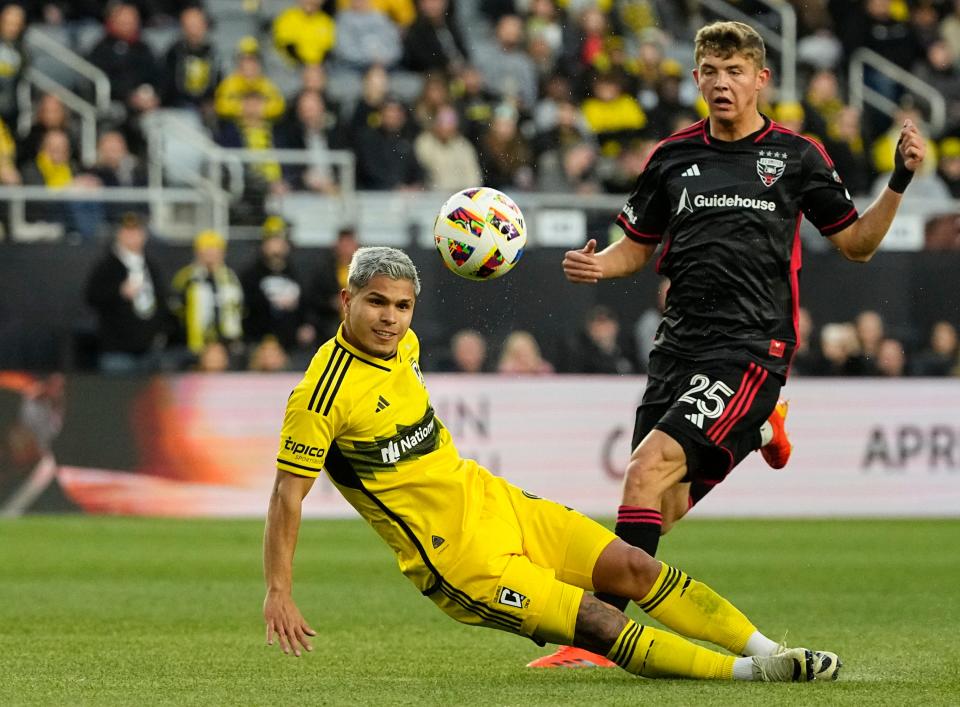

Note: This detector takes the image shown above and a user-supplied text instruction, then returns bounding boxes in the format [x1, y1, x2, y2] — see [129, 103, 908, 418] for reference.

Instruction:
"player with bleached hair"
[263, 246, 841, 683]
[532, 20, 925, 667]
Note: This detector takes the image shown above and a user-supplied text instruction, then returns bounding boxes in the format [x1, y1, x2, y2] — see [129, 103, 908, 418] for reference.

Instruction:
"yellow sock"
[637, 563, 755, 655]
[605, 619, 735, 679]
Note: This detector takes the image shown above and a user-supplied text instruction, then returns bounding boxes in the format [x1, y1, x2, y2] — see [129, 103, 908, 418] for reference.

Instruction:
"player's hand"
[263, 589, 316, 657]
[562, 239, 603, 283]
[897, 119, 925, 172]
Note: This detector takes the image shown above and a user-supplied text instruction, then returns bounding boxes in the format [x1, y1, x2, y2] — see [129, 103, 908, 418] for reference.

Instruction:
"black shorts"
[631, 351, 783, 493]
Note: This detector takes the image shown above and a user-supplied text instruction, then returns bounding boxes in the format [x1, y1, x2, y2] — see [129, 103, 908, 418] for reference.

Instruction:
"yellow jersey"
[277, 326, 485, 593]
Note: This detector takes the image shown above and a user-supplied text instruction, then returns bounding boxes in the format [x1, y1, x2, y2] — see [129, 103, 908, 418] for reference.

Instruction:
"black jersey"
[616, 116, 857, 378]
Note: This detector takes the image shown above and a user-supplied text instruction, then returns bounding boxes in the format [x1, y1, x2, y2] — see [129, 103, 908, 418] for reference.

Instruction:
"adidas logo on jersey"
[681, 164, 701, 177]
[684, 412, 705, 428]
[375, 395, 390, 412]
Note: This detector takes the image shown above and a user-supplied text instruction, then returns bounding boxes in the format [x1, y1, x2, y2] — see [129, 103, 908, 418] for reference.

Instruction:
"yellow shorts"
[427, 469, 616, 645]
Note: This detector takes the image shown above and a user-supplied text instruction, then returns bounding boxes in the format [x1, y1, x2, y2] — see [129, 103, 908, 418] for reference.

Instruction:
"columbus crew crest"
[757, 150, 787, 187]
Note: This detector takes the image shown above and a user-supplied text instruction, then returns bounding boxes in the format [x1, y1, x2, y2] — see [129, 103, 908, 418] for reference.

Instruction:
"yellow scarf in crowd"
[36, 152, 72, 188]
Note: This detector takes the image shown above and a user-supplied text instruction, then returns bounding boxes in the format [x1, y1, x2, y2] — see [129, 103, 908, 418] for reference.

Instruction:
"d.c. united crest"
[756, 151, 786, 187]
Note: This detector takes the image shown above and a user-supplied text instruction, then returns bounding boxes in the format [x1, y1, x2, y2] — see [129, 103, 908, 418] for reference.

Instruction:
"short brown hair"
[694, 21, 766, 70]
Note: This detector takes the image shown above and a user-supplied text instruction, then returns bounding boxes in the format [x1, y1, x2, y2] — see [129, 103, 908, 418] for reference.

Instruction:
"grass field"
[2, 517, 959, 706]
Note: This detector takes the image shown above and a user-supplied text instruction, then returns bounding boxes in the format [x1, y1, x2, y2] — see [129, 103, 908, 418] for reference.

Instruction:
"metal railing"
[697, 0, 797, 102]
[17, 67, 99, 166]
[24, 26, 112, 114]
[849, 47, 947, 135]
[0, 185, 212, 242]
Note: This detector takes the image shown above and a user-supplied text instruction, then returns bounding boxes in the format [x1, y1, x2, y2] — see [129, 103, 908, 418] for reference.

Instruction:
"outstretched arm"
[562, 236, 658, 283]
[263, 470, 317, 657]
[829, 119, 926, 262]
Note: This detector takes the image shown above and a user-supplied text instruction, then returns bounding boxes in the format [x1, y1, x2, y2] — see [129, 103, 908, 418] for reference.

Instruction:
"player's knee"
[622, 547, 661, 599]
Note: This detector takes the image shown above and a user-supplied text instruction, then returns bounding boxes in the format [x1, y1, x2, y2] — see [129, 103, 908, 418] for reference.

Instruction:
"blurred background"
[0, 0, 958, 516]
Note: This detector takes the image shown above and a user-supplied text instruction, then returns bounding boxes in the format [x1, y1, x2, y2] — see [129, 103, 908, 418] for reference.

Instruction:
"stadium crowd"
[0, 0, 958, 373]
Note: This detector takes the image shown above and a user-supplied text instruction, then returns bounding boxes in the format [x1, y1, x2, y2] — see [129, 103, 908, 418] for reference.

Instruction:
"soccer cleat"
[751, 647, 842, 682]
[760, 399, 793, 469]
[525, 645, 618, 669]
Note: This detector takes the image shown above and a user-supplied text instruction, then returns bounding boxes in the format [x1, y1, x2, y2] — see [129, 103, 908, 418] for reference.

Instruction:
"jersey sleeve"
[615, 148, 670, 244]
[276, 384, 341, 478]
[797, 138, 859, 237]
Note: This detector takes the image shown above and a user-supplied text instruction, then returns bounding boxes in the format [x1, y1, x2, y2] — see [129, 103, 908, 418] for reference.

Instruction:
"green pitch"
[2, 517, 959, 706]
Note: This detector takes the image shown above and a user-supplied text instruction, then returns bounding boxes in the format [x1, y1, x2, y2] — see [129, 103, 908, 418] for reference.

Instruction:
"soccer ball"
[433, 187, 526, 281]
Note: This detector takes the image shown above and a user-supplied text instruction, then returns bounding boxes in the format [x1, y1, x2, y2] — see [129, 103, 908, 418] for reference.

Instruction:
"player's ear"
[756, 66, 771, 90]
[340, 288, 351, 314]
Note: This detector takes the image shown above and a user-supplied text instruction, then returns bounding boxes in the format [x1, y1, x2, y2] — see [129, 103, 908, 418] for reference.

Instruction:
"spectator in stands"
[335, 0, 415, 27]
[160, 5, 220, 121]
[497, 330, 554, 375]
[21, 129, 102, 241]
[561, 6, 610, 79]
[602, 136, 657, 194]
[816, 322, 869, 376]
[413, 72, 451, 132]
[214, 37, 285, 125]
[87, 3, 160, 117]
[455, 65, 496, 146]
[474, 14, 538, 110]
[772, 101, 805, 134]
[241, 215, 315, 355]
[0, 114, 19, 186]
[534, 98, 592, 156]
[273, 0, 336, 66]
[287, 63, 341, 128]
[537, 140, 599, 193]
[413, 103, 482, 191]
[403, 0, 469, 74]
[855, 309, 885, 370]
[824, 106, 871, 197]
[563, 305, 637, 375]
[801, 69, 843, 141]
[940, 0, 960, 60]
[348, 64, 389, 141]
[195, 341, 231, 372]
[308, 226, 359, 340]
[644, 60, 689, 138]
[937, 137, 960, 198]
[916, 41, 960, 119]
[276, 91, 340, 193]
[170, 229, 244, 358]
[18, 93, 81, 168]
[874, 338, 907, 377]
[436, 328, 488, 373]
[355, 95, 423, 190]
[912, 321, 959, 376]
[580, 71, 647, 158]
[480, 103, 533, 191]
[86, 129, 148, 222]
[248, 336, 291, 372]
[332, 0, 402, 72]
[526, 0, 563, 62]
[216, 91, 284, 214]
[84, 212, 169, 374]
[0, 2, 26, 130]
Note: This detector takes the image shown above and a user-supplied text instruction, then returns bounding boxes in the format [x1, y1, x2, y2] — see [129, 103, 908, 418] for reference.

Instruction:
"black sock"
[594, 506, 663, 612]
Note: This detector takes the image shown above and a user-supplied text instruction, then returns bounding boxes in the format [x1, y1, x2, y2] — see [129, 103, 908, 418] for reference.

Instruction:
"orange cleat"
[526, 645, 618, 668]
[760, 399, 793, 469]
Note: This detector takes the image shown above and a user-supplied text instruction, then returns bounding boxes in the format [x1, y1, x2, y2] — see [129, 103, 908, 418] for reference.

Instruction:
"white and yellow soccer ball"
[433, 187, 527, 281]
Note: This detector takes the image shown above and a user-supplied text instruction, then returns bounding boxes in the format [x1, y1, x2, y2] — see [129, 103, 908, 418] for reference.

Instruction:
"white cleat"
[752, 647, 843, 682]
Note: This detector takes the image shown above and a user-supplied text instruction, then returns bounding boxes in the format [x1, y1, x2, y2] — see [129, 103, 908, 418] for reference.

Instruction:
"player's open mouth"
[373, 329, 395, 339]
[712, 97, 733, 107]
